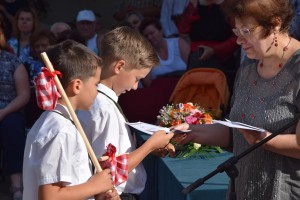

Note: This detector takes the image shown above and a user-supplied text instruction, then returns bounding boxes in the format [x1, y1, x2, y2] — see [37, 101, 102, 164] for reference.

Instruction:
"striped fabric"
[101, 143, 129, 186]
[34, 67, 61, 110]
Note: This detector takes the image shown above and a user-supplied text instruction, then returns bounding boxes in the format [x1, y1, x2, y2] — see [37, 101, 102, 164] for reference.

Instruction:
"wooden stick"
[41, 52, 102, 172]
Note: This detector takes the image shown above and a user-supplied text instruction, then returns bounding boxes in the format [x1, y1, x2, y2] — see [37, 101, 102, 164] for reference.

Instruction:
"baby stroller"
[169, 68, 230, 119]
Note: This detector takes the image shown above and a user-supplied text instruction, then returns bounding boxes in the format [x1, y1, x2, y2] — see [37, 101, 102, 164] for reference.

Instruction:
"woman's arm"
[0, 64, 30, 121]
[264, 133, 300, 159]
[173, 123, 231, 148]
[240, 122, 300, 159]
[179, 37, 191, 64]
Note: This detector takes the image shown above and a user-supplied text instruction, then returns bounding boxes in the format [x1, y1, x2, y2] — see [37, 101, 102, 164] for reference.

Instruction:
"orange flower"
[202, 113, 213, 124]
[170, 119, 182, 126]
[182, 103, 196, 112]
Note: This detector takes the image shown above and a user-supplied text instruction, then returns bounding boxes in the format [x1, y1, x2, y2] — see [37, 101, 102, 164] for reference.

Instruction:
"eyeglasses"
[232, 25, 260, 37]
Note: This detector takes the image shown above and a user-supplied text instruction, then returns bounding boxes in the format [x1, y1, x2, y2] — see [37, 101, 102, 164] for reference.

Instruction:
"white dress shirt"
[23, 104, 93, 200]
[78, 84, 147, 195]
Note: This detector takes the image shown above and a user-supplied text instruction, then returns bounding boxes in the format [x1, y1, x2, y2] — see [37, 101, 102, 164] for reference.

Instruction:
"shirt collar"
[54, 103, 74, 121]
[97, 83, 119, 102]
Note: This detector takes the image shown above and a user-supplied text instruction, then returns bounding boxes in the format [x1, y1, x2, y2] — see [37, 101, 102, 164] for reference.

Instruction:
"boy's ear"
[68, 79, 82, 95]
[114, 60, 126, 74]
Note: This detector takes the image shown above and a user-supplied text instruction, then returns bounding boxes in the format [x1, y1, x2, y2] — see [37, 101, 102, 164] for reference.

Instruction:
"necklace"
[259, 37, 292, 68]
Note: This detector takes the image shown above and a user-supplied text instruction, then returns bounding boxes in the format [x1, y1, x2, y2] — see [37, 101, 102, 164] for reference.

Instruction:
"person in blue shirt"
[25, 29, 56, 85]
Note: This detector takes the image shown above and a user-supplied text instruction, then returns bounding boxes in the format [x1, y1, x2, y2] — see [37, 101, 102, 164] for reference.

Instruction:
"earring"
[273, 33, 278, 47]
[266, 33, 278, 53]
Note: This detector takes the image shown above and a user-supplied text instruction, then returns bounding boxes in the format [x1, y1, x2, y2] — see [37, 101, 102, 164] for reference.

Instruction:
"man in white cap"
[76, 9, 98, 54]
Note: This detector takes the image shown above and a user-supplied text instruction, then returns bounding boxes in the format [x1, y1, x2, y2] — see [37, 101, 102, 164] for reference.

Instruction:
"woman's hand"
[238, 129, 269, 145]
[171, 123, 197, 145]
[197, 45, 215, 61]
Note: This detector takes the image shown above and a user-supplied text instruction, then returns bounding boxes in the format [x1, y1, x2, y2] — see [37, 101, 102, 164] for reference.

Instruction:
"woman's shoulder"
[288, 48, 300, 65]
[233, 59, 257, 85]
[287, 48, 300, 73]
[29, 112, 77, 144]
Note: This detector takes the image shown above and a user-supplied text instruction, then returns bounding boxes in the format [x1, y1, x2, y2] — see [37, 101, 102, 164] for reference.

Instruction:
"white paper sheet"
[126, 121, 190, 135]
[212, 119, 265, 132]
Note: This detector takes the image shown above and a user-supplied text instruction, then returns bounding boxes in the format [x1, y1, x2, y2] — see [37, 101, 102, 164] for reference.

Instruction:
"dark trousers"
[0, 112, 26, 175]
[120, 193, 139, 200]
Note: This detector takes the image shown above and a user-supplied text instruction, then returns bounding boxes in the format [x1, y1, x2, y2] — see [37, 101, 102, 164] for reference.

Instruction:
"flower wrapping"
[157, 103, 223, 159]
[101, 143, 128, 186]
[34, 67, 61, 110]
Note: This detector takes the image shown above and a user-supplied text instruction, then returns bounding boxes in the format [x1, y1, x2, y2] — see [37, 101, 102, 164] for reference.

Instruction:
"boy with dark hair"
[23, 40, 117, 200]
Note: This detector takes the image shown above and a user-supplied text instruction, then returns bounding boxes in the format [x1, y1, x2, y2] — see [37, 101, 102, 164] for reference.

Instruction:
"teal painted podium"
[136, 131, 231, 200]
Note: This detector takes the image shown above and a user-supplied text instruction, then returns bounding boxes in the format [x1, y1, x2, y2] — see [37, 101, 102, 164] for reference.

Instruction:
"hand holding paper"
[126, 121, 191, 135]
[238, 128, 269, 144]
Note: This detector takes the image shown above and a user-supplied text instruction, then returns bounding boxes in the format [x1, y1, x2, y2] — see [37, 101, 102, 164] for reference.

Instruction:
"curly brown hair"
[222, 0, 294, 38]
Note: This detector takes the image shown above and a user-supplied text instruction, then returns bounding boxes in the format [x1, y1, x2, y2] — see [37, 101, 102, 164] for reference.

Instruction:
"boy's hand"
[166, 142, 176, 157]
[147, 130, 174, 151]
[152, 142, 175, 158]
[89, 168, 114, 194]
[95, 188, 120, 200]
[171, 123, 195, 145]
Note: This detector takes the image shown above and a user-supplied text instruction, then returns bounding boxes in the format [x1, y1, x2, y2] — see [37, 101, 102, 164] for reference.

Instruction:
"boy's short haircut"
[99, 26, 159, 70]
[46, 39, 102, 88]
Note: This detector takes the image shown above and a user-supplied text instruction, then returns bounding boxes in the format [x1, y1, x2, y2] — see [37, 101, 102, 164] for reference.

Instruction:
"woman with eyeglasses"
[173, 0, 300, 199]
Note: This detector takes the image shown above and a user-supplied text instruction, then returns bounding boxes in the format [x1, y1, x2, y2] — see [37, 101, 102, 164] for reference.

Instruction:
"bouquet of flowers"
[157, 103, 223, 159]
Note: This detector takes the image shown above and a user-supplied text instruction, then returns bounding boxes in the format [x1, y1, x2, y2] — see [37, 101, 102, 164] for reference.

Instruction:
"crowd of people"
[1, 0, 300, 199]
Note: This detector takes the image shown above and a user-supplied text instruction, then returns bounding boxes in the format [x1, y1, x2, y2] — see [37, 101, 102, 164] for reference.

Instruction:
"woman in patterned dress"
[0, 15, 30, 200]
[173, 0, 300, 199]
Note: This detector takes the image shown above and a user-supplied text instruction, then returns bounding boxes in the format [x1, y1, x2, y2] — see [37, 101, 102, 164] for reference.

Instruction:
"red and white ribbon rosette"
[34, 67, 62, 110]
[101, 143, 129, 186]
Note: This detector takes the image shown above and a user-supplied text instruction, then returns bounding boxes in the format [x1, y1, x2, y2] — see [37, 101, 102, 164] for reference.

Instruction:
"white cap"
[76, 10, 96, 22]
